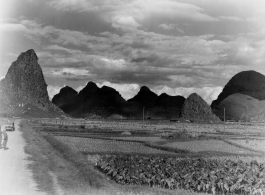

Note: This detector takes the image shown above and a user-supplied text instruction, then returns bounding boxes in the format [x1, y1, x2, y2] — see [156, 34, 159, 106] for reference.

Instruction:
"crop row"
[96, 155, 265, 195]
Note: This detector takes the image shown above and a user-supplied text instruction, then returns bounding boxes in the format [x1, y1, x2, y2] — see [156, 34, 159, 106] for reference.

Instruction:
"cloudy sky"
[1, 0, 265, 104]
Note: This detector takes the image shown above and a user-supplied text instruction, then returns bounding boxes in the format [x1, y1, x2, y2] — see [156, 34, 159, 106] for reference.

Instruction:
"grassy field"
[30, 118, 265, 194]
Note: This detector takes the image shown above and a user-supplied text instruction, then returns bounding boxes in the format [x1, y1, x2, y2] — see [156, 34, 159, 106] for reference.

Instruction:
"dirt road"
[0, 118, 46, 195]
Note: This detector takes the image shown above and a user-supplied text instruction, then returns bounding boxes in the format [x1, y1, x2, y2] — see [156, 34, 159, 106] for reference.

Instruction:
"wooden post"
[143, 106, 145, 122]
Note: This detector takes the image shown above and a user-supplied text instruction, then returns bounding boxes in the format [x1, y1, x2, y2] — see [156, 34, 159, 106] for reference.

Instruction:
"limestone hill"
[181, 93, 220, 122]
[0, 49, 64, 117]
[212, 70, 265, 108]
[52, 86, 77, 107]
[59, 82, 127, 117]
[214, 93, 265, 122]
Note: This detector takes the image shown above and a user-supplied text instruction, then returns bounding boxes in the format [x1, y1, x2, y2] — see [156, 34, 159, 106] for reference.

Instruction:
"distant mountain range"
[54, 69, 265, 121]
[52, 83, 186, 119]
[2, 49, 265, 122]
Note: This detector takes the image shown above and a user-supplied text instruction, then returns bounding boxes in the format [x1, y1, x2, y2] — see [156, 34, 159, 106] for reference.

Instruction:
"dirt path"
[0, 118, 46, 195]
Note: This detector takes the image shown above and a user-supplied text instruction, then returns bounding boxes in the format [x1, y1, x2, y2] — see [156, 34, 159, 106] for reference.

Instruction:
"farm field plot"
[35, 120, 265, 195]
[102, 136, 166, 142]
[220, 123, 265, 134]
[35, 119, 265, 136]
[163, 140, 256, 154]
[55, 136, 174, 155]
[206, 155, 265, 163]
[227, 139, 265, 153]
[36, 119, 179, 131]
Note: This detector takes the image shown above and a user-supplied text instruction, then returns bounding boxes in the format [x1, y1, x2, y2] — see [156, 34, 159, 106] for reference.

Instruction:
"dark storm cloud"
[3, 17, 265, 90]
[2, 0, 265, 103]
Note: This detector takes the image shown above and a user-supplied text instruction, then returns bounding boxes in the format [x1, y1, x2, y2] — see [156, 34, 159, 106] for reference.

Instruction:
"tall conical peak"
[0, 49, 64, 115]
[17, 49, 38, 62]
[3, 49, 49, 108]
[181, 93, 220, 122]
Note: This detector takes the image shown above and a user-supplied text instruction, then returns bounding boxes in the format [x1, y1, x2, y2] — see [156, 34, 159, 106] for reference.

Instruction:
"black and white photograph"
[1, 0, 265, 194]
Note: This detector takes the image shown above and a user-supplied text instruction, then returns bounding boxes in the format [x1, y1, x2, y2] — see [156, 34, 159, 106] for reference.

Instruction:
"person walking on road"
[1, 125, 8, 150]
[0, 125, 2, 149]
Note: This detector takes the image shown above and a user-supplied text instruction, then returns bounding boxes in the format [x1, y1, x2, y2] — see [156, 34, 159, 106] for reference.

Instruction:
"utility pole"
[224, 107, 226, 122]
[246, 106, 248, 121]
[245, 106, 248, 140]
[224, 107, 226, 132]
[143, 106, 145, 122]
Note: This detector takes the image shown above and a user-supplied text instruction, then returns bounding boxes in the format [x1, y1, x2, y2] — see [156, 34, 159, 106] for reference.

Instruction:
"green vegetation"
[97, 155, 265, 195]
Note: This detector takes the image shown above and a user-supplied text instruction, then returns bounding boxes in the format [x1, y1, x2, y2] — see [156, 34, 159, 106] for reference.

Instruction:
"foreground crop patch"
[54, 136, 174, 155]
[96, 155, 265, 195]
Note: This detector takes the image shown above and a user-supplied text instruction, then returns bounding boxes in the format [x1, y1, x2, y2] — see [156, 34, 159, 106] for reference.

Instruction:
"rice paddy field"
[162, 139, 256, 154]
[55, 136, 174, 155]
[34, 118, 265, 157]
[35, 118, 265, 134]
[33, 118, 265, 195]
[227, 138, 265, 153]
